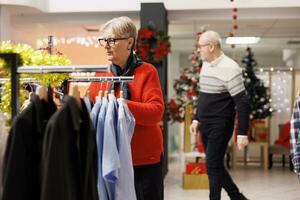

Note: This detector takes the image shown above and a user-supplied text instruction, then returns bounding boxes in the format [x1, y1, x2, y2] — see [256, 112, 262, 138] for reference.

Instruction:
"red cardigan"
[89, 62, 164, 166]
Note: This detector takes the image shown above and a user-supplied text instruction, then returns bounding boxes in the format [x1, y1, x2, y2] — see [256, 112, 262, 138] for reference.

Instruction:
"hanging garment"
[89, 62, 165, 166]
[84, 96, 93, 113]
[290, 99, 300, 179]
[96, 96, 109, 200]
[115, 98, 136, 200]
[103, 93, 119, 200]
[90, 96, 102, 128]
[41, 96, 98, 200]
[0, 112, 8, 197]
[1, 95, 57, 200]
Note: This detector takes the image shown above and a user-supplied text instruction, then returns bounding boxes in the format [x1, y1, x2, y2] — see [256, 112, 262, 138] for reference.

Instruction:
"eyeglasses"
[98, 37, 129, 47]
[198, 43, 210, 49]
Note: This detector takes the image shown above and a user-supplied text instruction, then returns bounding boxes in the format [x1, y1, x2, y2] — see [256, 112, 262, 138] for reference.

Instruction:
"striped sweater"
[196, 53, 251, 135]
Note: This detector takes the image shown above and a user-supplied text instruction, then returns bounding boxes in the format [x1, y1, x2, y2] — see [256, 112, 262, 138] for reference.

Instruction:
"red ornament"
[228, 32, 234, 37]
[180, 74, 188, 80]
[187, 90, 197, 97]
[233, 24, 238, 30]
[233, 8, 238, 12]
[231, 44, 236, 48]
[232, 15, 237, 20]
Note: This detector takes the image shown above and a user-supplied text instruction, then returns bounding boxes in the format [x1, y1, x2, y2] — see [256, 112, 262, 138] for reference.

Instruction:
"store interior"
[1, 1, 300, 199]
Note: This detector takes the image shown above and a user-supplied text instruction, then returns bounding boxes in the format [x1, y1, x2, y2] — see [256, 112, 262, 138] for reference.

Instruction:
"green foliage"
[242, 47, 272, 119]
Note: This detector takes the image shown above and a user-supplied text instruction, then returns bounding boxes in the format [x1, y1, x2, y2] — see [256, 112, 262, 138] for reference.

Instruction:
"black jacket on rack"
[1, 95, 57, 200]
[40, 96, 98, 200]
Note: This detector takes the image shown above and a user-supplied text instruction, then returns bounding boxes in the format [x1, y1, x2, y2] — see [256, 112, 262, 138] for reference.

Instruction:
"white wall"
[167, 51, 182, 155]
[0, 6, 10, 41]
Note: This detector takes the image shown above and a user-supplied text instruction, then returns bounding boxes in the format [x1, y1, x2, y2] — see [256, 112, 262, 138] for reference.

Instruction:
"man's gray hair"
[201, 30, 222, 49]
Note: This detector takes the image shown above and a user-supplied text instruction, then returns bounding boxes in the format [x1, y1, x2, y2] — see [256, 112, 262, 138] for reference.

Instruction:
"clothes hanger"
[35, 85, 48, 102]
[104, 77, 109, 98]
[98, 81, 103, 98]
[69, 84, 82, 109]
[120, 77, 124, 98]
[110, 80, 115, 96]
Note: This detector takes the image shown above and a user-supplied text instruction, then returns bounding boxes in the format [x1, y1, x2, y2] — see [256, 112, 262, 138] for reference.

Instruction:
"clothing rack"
[0, 53, 134, 121]
[0, 76, 134, 84]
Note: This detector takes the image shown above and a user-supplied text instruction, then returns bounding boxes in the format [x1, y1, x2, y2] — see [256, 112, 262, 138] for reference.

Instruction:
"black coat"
[40, 96, 98, 200]
[1, 95, 57, 200]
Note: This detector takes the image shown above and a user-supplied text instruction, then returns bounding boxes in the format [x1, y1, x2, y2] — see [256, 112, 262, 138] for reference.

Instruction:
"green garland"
[0, 41, 71, 118]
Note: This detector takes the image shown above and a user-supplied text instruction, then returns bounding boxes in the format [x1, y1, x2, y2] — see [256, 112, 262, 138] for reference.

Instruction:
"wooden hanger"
[98, 81, 103, 98]
[98, 90, 103, 98]
[69, 84, 82, 109]
[35, 85, 48, 102]
[120, 80, 124, 98]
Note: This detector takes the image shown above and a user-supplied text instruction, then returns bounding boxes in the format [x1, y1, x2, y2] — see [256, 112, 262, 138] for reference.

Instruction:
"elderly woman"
[89, 16, 164, 200]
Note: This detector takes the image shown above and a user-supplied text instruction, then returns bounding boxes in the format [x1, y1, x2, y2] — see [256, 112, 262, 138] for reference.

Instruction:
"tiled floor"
[164, 159, 300, 200]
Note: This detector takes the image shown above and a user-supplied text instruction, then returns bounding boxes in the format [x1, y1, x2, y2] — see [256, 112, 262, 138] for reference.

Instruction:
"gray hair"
[201, 30, 222, 49]
[100, 16, 136, 39]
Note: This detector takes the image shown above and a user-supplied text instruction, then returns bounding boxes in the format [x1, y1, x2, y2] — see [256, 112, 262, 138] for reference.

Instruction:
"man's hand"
[190, 120, 199, 136]
[237, 135, 249, 150]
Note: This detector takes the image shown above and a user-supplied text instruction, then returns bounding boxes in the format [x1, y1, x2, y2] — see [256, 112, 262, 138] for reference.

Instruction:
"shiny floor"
[164, 159, 300, 200]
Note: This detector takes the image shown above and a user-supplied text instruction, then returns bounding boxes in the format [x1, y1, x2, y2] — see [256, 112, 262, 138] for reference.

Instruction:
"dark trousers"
[134, 158, 164, 200]
[199, 119, 241, 200]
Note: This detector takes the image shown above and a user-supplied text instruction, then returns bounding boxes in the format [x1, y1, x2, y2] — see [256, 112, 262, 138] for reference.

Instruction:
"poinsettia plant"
[135, 26, 170, 64]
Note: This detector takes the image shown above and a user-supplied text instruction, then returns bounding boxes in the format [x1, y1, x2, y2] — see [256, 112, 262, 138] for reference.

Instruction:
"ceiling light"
[225, 37, 260, 44]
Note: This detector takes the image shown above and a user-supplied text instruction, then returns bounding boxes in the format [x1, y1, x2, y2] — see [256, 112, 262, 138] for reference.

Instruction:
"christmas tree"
[167, 32, 202, 123]
[242, 47, 272, 119]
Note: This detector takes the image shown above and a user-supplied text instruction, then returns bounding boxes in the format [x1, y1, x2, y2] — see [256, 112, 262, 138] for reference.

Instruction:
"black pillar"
[140, 3, 169, 177]
[0, 53, 20, 121]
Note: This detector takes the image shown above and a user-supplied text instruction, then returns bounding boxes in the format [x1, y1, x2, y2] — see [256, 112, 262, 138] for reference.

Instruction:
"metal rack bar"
[17, 65, 108, 73]
[69, 76, 134, 82]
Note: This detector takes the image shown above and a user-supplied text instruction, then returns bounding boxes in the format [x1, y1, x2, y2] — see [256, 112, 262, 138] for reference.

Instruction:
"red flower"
[154, 40, 169, 61]
[140, 28, 153, 39]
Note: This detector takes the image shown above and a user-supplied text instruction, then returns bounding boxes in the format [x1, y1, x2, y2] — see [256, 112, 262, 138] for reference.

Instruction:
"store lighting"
[225, 37, 260, 44]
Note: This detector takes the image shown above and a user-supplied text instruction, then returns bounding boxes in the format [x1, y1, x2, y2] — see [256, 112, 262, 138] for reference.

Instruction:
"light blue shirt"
[90, 96, 102, 128]
[103, 94, 120, 200]
[115, 98, 136, 200]
[97, 97, 109, 200]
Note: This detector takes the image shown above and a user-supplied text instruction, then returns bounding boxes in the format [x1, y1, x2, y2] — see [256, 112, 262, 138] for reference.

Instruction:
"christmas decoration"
[136, 26, 170, 64]
[0, 41, 70, 118]
[242, 47, 272, 119]
[228, 1, 239, 48]
[167, 32, 202, 123]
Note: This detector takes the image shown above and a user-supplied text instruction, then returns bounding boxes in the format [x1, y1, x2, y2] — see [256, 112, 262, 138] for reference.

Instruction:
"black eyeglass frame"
[97, 37, 129, 47]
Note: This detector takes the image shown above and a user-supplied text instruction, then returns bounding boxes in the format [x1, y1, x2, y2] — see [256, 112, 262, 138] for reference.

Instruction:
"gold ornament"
[0, 41, 71, 118]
